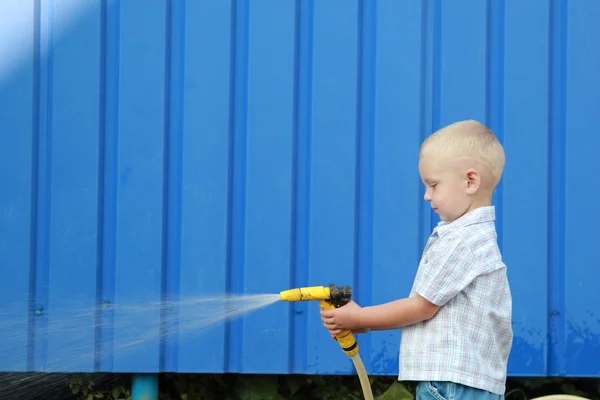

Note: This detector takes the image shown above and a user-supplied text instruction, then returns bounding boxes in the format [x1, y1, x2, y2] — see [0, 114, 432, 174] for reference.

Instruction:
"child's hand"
[320, 300, 364, 336]
[328, 328, 370, 340]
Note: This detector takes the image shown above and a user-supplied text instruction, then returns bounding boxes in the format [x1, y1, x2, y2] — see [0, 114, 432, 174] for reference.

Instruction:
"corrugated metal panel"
[0, 0, 598, 377]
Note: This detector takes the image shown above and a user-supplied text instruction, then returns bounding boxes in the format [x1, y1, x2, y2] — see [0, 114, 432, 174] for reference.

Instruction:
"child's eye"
[428, 183, 437, 188]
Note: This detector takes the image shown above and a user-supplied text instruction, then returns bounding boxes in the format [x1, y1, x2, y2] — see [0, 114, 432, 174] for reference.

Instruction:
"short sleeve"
[413, 233, 478, 306]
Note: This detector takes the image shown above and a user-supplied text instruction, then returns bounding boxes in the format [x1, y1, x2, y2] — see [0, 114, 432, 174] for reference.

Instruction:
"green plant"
[69, 375, 131, 400]
[67, 374, 600, 400]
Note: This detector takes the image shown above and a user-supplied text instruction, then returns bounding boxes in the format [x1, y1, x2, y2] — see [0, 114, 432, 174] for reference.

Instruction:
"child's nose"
[424, 190, 432, 201]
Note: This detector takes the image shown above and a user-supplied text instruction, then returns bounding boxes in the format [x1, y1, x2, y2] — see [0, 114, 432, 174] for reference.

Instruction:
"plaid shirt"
[398, 206, 513, 395]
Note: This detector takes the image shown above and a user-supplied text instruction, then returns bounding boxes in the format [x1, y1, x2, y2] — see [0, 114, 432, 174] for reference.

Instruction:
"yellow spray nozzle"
[279, 284, 352, 306]
[279, 286, 331, 302]
[279, 284, 359, 356]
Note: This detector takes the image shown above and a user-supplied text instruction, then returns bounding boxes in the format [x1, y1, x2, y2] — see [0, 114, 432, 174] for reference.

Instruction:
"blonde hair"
[419, 120, 505, 190]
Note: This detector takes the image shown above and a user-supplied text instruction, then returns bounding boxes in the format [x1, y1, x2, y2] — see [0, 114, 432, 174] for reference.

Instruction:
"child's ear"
[465, 169, 480, 194]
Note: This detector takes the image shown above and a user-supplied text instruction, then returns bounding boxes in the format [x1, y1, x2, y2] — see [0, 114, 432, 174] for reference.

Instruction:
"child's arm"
[360, 295, 440, 330]
[321, 295, 439, 334]
[322, 233, 478, 335]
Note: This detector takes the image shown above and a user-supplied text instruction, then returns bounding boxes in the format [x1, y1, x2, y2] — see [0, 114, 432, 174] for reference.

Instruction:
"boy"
[320, 120, 513, 399]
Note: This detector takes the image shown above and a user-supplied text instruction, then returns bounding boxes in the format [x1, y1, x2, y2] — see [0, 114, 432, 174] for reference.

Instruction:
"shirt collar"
[434, 206, 496, 237]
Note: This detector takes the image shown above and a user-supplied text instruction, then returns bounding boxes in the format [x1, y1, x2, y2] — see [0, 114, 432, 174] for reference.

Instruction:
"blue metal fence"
[0, 0, 598, 377]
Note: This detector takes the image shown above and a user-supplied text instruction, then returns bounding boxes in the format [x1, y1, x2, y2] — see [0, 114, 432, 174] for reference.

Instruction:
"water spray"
[279, 284, 374, 400]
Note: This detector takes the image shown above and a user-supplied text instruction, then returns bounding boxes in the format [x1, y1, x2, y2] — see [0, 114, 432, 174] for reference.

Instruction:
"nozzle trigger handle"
[319, 300, 359, 357]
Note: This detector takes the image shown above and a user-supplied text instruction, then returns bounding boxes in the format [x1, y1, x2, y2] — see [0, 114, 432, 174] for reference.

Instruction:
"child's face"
[418, 155, 473, 222]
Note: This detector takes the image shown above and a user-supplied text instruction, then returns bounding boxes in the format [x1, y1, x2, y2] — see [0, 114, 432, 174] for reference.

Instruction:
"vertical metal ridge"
[548, 0, 566, 377]
[487, 0, 505, 251]
[431, 0, 441, 133]
[419, 0, 434, 248]
[289, 0, 313, 374]
[99, 0, 120, 372]
[225, 0, 249, 373]
[160, 0, 172, 371]
[224, 0, 235, 373]
[160, 0, 185, 372]
[32, 0, 54, 370]
[94, 0, 108, 373]
[159, 0, 172, 372]
[288, 0, 300, 373]
[27, 0, 42, 372]
[355, 0, 375, 370]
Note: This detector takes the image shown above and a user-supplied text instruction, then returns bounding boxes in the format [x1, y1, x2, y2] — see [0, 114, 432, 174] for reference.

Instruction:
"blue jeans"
[416, 381, 504, 400]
